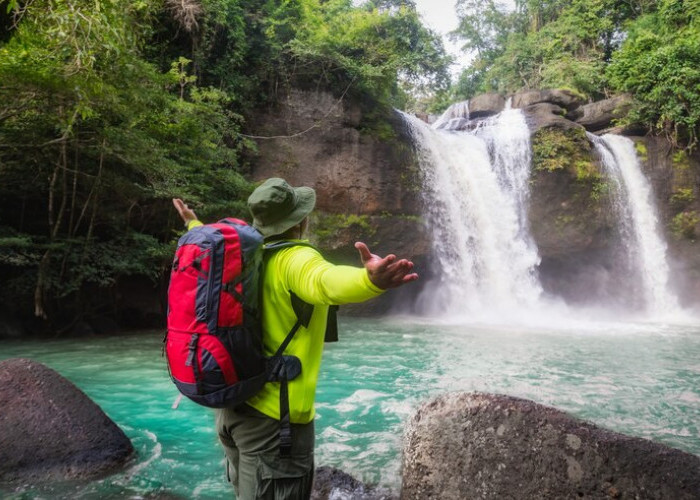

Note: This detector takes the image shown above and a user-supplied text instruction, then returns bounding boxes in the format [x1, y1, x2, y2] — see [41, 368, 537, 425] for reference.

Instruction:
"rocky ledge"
[246, 87, 700, 312]
[402, 392, 700, 499]
[0, 358, 134, 484]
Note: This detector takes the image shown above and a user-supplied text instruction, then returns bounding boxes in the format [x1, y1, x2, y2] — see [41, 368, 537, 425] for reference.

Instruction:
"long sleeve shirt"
[247, 242, 383, 423]
[186, 220, 383, 423]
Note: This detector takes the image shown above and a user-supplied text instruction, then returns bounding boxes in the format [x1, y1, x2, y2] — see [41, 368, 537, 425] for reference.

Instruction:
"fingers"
[172, 198, 197, 224]
[356, 241, 419, 289]
[385, 258, 412, 273]
[354, 242, 373, 264]
[400, 273, 419, 284]
[173, 198, 189, 216]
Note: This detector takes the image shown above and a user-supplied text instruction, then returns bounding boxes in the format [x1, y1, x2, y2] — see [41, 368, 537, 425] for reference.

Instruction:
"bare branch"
[239, 79, 356, 140]
[166, 0, 203, 33]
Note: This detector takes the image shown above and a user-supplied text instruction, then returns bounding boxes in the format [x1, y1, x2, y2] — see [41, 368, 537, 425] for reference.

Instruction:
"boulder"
[311, 466, 396, 500]
[0, 358, 134, 484]
[401, 393, 700, 500]
[522, 102, 582, 133]
[511, 89, 584, 111]
[571, 94, 634, 131]
[468, 93, 506, 119]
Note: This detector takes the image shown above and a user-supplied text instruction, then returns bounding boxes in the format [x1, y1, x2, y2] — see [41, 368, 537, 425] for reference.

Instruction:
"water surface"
[1, 317, 699, 499]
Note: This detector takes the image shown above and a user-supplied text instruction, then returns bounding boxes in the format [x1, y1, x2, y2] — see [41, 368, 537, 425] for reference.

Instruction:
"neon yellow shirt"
[247, 241, 383, 423]
[186, 220, 383, 423]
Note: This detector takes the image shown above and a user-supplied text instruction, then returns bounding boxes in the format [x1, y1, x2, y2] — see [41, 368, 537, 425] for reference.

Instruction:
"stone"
[311, 466, 397, 500]
[401, 392, 700, 500]
[248, 88, 426, 314]
[571, 94, 634, 131]
[511, 89, 584, 111]
[522, 102, 583, 133]
[0, 358, 134, 484]
[468, 93, 505, 118]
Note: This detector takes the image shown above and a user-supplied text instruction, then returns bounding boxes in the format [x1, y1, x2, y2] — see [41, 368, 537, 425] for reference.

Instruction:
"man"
[172, 177, 418, 499]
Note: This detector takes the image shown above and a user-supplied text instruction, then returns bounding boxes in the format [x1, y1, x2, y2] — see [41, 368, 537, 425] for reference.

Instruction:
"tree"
[0, 0, 250, 327]
[451, 0, 641, 99]
[608, 0, 700, 147]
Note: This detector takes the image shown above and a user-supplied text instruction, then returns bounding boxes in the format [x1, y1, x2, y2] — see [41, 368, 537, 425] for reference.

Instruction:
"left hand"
[355, 242, 419, 290]
[172, 198, 198, 226]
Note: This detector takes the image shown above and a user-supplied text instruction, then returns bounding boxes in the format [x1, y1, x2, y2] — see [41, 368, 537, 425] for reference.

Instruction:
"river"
[2, 316, 699, 499]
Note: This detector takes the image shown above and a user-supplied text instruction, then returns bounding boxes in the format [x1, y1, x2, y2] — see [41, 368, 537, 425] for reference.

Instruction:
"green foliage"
[287, 0, 450, 106]
[670, 210, 700, 239]
[452, 0, 634, 99]
[311, 212, 376, 249]
[450, 0, 700, 144]
[0, 0, 251, 323]
[314, 213, 374, 240]
[672, 149, 691, 169]
[0, 0, 447, 327]
[590, 180, 610, 202]
[531, 127, 592, 174]
[670, 188, 696, 210]
[607, 0, 700, 147]
[635, 141, 648, 162]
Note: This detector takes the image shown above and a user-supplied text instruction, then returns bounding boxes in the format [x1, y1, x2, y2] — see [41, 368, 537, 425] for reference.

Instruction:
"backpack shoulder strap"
[261, 239, 340, 457]
[263, 240, 316, 254]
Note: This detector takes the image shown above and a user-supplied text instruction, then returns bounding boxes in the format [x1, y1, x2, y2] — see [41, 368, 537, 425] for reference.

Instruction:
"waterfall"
[590, 134, 680, 315]
[431, 101, 470, 130]
[402, 102, 543, 319]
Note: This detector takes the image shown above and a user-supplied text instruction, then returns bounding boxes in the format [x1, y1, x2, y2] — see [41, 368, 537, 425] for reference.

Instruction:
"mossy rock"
[532, 126, 598, 181]
[672, 150, 691, 171]
[312, 212, 376, 249]
[634, 140, 648, 163]
[670, 188, 696, 212]
[670, 211, 699, 240]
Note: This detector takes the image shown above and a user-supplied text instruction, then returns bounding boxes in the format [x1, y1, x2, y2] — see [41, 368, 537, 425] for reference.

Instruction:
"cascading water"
[403, 101, 543, 319]
[431, 101, 470, 130]
[590, 133, 680, 315]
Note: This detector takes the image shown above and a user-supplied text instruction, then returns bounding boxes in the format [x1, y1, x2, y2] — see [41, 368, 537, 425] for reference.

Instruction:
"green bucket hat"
[247, 178, 316, 238]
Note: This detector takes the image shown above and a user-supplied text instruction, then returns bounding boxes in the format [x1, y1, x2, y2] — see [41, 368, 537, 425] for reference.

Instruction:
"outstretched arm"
[172, 198, 198, 226]
[354, 242, 419, 290]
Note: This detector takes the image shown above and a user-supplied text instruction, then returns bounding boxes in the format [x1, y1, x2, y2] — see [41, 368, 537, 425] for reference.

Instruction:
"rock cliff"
[247, 90, 430, 314]
[247, 88, 700, 312]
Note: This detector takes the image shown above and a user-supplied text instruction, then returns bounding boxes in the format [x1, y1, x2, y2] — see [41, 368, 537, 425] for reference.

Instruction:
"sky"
[412, 0, 516, 80]
[412, 0, 471, 78]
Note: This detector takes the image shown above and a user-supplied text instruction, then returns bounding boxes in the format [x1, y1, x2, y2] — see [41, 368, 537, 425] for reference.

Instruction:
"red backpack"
[164, 218, 337, 455]
[165, 218, 270, 408]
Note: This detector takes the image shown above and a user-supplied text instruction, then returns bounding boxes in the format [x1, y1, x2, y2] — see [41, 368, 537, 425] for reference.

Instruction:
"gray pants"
[215, 404, 315, 500]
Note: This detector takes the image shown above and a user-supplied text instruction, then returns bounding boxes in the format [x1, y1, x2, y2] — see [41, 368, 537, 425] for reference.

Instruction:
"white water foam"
[431, 100, 470, 130]
[591, 134, 680, 316]
[403, 103, 543, 321]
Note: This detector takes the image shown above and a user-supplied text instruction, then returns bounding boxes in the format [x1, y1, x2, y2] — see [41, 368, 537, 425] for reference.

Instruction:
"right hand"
[172, 198, 198, 225]
[354, 242, 419, 290]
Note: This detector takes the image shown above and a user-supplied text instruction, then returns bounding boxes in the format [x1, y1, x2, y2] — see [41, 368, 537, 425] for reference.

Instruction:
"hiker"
[172, 177, 418, 500]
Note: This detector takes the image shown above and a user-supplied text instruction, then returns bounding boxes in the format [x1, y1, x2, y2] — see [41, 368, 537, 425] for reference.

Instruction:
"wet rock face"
[511, 89, 584, 111]
[521, 102, 582, 132]
[0, 358, 134, 484]
[247, 87, 700, 311]
[468, 93, 506, 118]
[248, 89, 428, 314]
[569, 94, 634, 131]
[249, 89, 420, 218]
[311, 466, 396, 500]
[401, 393, 700, 500]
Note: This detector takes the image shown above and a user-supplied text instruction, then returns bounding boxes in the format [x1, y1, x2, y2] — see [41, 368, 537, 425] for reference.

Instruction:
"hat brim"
[253, 186, 316, 238]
